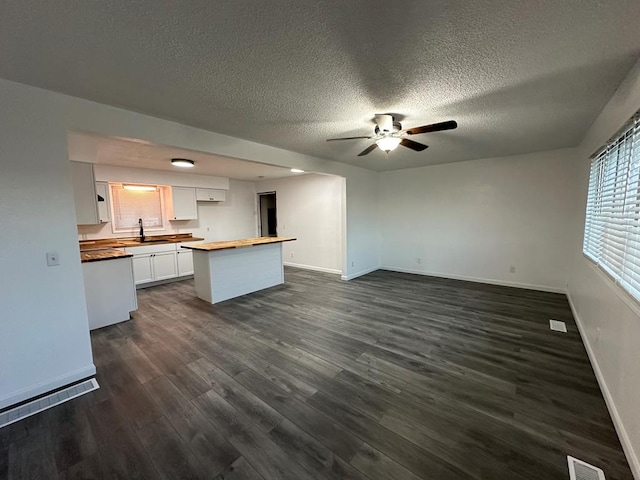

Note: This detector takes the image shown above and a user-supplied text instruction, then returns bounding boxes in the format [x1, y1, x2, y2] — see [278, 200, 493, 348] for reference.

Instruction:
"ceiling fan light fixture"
[171, 158, 195, 168]
[376, 137, 401, 152]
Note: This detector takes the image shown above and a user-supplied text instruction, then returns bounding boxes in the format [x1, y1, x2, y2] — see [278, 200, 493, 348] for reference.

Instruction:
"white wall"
[567, 59, 640, 479]
[181, 180, 257, 242]
[0, 77, 379, 409]
[379, 148, 579, 292]
[79, 178, 257, 242]
[0, 84, 95, 409]
[257, 174, 344, 274]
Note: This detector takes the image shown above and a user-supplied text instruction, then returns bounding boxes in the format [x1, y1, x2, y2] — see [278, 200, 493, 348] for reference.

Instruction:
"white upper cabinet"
[95, 181, 111, 223]
[71, 161, 99, 225]
[170, 186, 198, 220]
[196, 188, 226, 202]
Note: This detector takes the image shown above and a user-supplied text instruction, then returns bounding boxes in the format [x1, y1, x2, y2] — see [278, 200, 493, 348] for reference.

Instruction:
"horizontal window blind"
[584, 113, 640, 300]
[110, 185, 164, 231]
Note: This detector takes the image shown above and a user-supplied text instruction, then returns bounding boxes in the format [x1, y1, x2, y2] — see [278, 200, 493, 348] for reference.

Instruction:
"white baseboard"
[341, 265, 380, 281]
[283, 262, 341, 275]
[379, 266, 566, 294]
[0, 364, 97, 410]
[567, 294, 640, 480]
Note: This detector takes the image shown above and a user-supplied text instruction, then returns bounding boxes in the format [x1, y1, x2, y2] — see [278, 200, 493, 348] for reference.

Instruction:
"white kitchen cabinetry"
[153, 251, 178, 280]
[196, 188, 226, 202]
[95, 181, 111, 223]
[82, 257, 137, 330]
[176, 249, 194, 276]
[71, 161, 99, 225]
[170, 186, 198, 220]
[126, 243, 195, 287]
[131, 254, 154, 285]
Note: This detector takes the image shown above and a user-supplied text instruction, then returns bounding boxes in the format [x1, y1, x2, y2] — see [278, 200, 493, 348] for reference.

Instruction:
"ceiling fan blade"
[400, 138, 429, 152]
[403, 120, 457, 135]
[357, 144, 378, 156]
[326, 136, 372, 141]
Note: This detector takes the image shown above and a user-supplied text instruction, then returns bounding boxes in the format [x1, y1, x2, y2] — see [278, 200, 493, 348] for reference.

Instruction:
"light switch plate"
[46, 251, 60, 266]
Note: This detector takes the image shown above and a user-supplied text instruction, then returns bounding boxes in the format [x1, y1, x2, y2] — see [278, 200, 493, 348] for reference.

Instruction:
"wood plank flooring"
[0, 268, 633, 479]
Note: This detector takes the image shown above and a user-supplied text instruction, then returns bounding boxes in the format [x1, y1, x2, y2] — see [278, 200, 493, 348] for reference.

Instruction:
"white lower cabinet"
[176, 249, 194, 276]
[132, 254, 154, 285]
[153, 251, 178, 280]
[127, 243, 194, 286]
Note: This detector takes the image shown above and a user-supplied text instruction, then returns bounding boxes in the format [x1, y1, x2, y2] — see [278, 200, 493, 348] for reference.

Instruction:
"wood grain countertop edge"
[181, 237, 297, 252]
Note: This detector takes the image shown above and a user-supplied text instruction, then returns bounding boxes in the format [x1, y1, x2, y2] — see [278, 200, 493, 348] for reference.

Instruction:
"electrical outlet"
[206, 227, 210, 232]
[509, 265, 516, 273]
[416, 257, 422, 264]
[46, 251, 60, 267]
[351, 261, 354, 267]
[290, 252, 294, 258]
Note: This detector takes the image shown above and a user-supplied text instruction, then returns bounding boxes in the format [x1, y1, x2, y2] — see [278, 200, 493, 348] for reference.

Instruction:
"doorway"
[258, 192, 277, 237]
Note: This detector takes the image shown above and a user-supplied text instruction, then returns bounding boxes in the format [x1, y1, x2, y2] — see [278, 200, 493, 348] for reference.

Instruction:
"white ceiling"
[67, 132, 298, 181]
[2, 1, 640, 171]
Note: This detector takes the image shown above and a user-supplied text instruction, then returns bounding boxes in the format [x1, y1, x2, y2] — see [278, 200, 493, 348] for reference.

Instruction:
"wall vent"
[568, 455, 606, 480]
[0, 378, 99, 429]
[550, 319, 568, 332]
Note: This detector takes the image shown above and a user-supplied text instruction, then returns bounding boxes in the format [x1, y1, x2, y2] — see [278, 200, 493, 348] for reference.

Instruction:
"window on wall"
[583, 113, 640, 300]
[110, 184, 165, 232]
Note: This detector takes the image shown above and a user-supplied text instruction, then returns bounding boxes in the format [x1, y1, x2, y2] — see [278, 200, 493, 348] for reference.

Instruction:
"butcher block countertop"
[182, 237, 296, 252]
[81, 249, 133, 263]
[79, 233, 204, 251]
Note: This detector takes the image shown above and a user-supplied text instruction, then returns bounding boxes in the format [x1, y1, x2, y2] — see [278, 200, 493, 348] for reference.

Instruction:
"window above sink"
[110, 183, 168, 234]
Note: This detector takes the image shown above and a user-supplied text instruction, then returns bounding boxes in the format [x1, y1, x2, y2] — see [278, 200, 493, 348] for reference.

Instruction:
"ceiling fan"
[327, 114, 457, 156]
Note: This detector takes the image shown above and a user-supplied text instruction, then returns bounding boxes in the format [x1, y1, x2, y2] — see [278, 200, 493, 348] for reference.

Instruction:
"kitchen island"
[182, 237, 296, 304]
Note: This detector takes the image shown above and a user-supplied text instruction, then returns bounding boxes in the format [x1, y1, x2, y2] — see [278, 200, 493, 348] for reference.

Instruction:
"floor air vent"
[550, 319, 568, 332]
[568, 456, 605, 480]
[0, 378, 99, 429]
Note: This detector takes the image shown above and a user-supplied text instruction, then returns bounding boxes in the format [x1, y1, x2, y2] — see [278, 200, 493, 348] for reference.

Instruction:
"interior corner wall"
[0, 82, 95, 409]
[567, 58, 640, 479]
[379, 148, 579, 292]
[256, 174, 344, 274]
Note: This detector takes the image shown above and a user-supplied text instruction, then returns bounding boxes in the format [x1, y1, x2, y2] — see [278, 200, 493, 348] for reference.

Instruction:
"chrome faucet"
[138, 218, 145, 242]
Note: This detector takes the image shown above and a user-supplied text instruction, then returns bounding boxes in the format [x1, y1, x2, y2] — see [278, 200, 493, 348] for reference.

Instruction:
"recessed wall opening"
[258, 192, 277, 237]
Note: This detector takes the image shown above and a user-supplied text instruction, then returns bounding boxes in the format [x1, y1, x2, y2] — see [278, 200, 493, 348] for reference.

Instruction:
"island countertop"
[81, 249, 134, 263]
[182, 237, 296, 252]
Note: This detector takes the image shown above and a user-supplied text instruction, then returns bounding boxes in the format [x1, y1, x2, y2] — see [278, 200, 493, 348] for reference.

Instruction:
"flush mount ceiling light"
[375, 137, 402, 153]
[123, 184, 157, 191]
[290, 168, 305, 173]
[171, 158, 195, 168]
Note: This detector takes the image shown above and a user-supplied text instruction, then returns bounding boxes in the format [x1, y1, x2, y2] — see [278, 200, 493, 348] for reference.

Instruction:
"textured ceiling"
[67, 132, 297, 181]
[1, 1, 639, 171]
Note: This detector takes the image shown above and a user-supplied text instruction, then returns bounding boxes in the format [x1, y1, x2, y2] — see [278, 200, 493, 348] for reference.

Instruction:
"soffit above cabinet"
[68, 131, 297, 181]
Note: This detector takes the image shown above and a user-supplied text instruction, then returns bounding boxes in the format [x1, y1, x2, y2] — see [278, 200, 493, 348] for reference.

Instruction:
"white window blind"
[584, 113, 640, 300]
[110, 185, 165, 232]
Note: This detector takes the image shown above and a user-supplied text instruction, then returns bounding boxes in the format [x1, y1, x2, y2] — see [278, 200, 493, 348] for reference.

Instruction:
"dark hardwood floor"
[0, 268, 633, 479]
